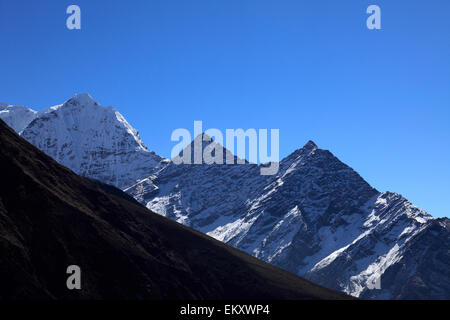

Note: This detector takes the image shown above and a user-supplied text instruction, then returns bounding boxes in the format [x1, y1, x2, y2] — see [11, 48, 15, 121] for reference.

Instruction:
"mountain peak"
[286, 140, 318, 159]
[303, 140, 318, 151]
[183, 133, 229, 153]
[174, 132, 246, 165]
[66, 93, 98, 107]
[0, 103, 38, 133]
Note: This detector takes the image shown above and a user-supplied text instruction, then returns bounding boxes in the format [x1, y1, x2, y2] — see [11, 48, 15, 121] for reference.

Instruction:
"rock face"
[2, 94, 449, 299]
[359, 218, 450, 300]
[1, 94, 166, 189]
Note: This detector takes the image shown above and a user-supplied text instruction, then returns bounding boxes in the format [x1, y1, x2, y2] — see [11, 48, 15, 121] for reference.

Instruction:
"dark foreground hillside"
[0, 119, 350, 300]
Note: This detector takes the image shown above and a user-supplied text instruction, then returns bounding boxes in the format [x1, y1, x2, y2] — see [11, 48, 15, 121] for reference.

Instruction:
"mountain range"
[1, 94, 449, 299]
[0, 117, 349, 299]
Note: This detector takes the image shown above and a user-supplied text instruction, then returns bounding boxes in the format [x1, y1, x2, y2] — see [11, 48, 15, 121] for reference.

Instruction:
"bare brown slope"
[0, 119, 350, 300]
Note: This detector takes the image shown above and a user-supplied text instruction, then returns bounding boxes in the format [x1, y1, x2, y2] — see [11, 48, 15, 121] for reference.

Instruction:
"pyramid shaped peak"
[174, 132, 247, 164]
[303, 140, 318, 150]
[193, 132, 213, 141]
[66, 93, 98, 106]
[186, 132, 227, 154]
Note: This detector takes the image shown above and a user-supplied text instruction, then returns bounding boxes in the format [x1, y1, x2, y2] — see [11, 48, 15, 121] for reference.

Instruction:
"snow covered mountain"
[2, 94, 448, 299]
[126, 136, 450, 299]
[0, 94, 166, 189]
[0, 103, 38, 133]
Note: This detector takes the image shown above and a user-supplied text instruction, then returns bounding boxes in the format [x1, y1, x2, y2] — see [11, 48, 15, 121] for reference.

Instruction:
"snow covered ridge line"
[171, 121, 280, 175]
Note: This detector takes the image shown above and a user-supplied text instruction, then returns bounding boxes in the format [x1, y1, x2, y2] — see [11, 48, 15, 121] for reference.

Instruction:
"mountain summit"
[0, 103, 38, 133]
[303, 140, 318, 151]
[67, 93, 97, 105]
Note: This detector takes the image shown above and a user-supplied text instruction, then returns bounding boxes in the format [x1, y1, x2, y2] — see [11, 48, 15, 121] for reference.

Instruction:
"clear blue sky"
[0, 0, 449, 218]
